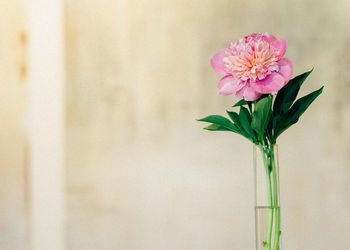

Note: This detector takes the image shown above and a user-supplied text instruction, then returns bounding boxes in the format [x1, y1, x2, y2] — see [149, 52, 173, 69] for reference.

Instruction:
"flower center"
[223, 37, 279, 82]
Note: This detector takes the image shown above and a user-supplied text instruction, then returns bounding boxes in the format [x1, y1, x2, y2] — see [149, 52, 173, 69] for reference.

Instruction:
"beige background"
[0, 1, 28, 249]
[1, 0, 350, 249]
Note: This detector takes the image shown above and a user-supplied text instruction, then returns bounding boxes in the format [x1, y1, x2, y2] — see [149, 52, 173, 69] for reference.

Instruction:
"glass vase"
[254, 144, 281, 250]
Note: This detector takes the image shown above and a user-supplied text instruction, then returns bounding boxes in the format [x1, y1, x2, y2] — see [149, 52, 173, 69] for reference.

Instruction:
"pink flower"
[211, 33, 293, 101]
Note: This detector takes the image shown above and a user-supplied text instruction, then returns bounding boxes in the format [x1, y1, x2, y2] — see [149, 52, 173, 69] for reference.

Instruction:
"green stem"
[247, 102, 253, 114]
[270, 146, 281, 250]
[259, 143, 281, 250]
[259, 146, 274, 250]
[265, 169, 274, 250]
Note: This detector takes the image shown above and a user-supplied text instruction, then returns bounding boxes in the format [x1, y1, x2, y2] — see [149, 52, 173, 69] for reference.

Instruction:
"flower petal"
[235, 84, 262, 101]
[264, 34, 287, 58]
[218, 76, 241, 95]
[210, 49, 227, 75]
[242, 86, 262, 101]
[278, 58, 293, 82]
[251, 72, 285, 94]
[235, 86, 245, 99]
[272, 39, 287, 58]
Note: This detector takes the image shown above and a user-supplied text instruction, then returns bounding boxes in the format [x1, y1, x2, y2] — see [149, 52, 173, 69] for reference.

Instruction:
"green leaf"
[226, 111, 252, 140]
[239, 106, 256, 141]
[273, 69, 313, 115]
[274, 86, 324, 139]
[226, 111, 241, 126]
[197, 115, 239, 133]
[204, 124, 233, 132]
[251, 95, 273, 139]
[232, 99, 247, 107]
[226, 111, 252, 141]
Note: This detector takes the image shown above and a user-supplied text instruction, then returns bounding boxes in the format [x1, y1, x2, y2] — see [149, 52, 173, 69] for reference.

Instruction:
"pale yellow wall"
[65, 0, 350, 249]
[1, 0, 350, 249]
[0, 1, 28, 249]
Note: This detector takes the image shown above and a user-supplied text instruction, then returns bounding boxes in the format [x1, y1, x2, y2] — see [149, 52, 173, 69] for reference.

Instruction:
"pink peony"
[211, 33, 293, 101]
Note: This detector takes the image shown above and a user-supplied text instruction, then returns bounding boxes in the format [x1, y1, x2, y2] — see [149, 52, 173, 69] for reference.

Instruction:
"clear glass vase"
[254, 144, 281, 250]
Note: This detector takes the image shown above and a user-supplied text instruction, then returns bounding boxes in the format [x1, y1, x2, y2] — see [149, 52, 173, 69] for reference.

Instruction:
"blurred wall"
[1, 0, 350, 249]
[64, 0, 350, 249]
[0, 1, 28, 249]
